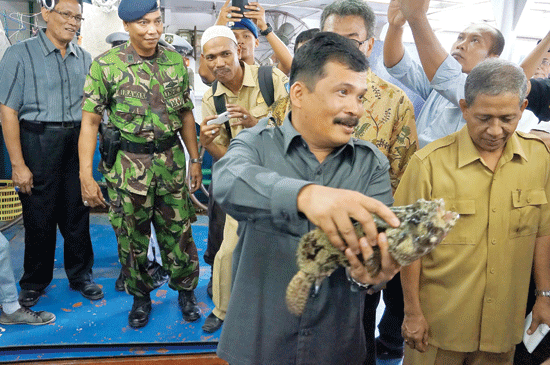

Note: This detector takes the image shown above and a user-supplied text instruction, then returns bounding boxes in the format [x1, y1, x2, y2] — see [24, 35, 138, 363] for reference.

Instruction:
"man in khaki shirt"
[395, 59, 550, 365]
[199, 25, 289, 333]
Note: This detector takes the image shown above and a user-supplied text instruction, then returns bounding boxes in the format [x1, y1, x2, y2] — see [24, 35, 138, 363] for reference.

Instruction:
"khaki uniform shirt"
[394, 126, 550, 353]
[201, 62, 289, 148]
[269, 69, 418, 191]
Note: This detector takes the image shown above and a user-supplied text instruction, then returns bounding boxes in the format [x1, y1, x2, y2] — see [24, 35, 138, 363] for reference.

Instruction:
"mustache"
[213, 67, 231, 76]
[333, 116, 359, 128]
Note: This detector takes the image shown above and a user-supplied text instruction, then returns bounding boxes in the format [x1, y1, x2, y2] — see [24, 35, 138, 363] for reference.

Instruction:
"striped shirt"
[0, 29, 91, 122]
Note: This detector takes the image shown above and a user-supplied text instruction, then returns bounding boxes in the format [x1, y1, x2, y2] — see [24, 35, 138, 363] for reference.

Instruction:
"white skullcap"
[201, 25, 238, 49]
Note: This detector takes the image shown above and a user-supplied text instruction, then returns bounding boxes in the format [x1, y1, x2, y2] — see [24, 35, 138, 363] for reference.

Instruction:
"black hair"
[294, 28, 320, 53]
[320, 0, 375, 38]
[289, 32, 369, 91]
[488, 26, 505, 56]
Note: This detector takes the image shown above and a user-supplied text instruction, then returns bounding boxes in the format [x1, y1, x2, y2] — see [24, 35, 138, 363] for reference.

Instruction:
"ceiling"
[162, 0, 550, 41]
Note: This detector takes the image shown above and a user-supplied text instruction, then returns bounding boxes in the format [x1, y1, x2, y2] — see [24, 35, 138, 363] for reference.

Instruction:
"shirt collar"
[365, 67, 374, 84]
[37, 29, 78, 57]
[457, 125, 528, 168]
[281, 113, 356, 156]
[213, 61, 254, 97]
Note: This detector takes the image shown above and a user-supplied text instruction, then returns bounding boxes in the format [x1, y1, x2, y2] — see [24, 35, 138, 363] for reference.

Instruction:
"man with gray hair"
[395, 58, 550, 365]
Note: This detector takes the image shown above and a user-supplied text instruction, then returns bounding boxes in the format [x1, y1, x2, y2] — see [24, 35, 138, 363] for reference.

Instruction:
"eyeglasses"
[349, 38, 369, 48]
[51, 9, 84, 23]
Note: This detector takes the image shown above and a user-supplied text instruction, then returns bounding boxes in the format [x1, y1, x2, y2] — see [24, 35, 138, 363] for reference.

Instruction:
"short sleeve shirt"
[82, 42, 193, 143]
[201, 62, 289, 147]
[394, 126, 550, 353]
[0, 29, 91, 122]
[82, 42, 193, 195]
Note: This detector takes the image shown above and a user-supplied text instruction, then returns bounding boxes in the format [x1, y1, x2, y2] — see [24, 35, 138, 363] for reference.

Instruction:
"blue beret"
[231, 18, 258, 39]
[118, 0, 159, 22]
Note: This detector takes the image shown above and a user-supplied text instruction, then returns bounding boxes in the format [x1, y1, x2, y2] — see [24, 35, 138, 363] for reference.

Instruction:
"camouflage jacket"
[82, 42, 193, 195]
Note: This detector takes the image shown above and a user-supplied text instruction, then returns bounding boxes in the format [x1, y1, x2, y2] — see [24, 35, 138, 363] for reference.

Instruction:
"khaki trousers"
[212, 214, 239, 320]
[403, 344, 515, 365]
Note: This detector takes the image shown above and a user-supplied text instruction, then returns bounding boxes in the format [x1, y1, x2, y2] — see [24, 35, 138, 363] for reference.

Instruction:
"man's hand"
[345, 232, 401, 287]
[199, 115, 222, 147]
[387, 0, 406, 28]
[215, 0, 243, 25]
[12, 164, 33, 195]
[226, 103, 258, 128]
[402, 312, 430, 352]
[399, 0, 430, 20]
[80, 176, 106, 208]
[244, 2, 267, 31]
[529, 297, 550, 335]
[297, 184, 400, 253]
[188, 162, 202, 193]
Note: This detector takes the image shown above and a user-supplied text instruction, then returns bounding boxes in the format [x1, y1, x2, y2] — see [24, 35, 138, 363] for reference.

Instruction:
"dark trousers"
[364, 273, 405, 364]
[203, 171, 226, 267]
[514, 277, 550, 365]
[18, 125, 94, 291]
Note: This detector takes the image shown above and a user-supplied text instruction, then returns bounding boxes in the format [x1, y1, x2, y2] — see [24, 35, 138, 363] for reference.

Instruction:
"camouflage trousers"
[107, 181, 199, 298]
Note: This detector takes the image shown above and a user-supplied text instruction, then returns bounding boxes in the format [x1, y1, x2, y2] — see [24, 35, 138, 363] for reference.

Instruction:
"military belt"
[120, 134, 179, 154]
[20, 120, 81, 133]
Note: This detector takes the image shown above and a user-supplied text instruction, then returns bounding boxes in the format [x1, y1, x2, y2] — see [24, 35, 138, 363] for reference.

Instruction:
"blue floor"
[0, 214, 403, 364]
[0, 214, 220, 362]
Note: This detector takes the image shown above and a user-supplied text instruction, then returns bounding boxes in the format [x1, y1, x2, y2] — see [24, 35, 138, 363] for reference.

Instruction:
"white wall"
[80, 2, 124, 58]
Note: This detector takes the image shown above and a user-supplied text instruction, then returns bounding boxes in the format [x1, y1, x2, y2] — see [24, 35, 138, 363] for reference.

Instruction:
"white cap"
[201, 25, 237, 50]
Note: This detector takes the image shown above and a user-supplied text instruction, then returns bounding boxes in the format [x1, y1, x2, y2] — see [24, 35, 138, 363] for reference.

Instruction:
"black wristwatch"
[260, 23, 273, 36]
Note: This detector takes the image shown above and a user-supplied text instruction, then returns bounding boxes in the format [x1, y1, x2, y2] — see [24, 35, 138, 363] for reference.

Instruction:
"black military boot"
[128, 294, 152, 328]
[115, 269, 126, 292]
[178, 290, 200, 322]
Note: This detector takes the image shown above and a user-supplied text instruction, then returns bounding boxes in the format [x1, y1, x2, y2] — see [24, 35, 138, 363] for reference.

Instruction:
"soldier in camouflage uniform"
[78, 0, 202, 329]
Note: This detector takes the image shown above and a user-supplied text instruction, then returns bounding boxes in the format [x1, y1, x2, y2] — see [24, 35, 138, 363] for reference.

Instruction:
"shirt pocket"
[250, 103, 269, 121]
[510, 188, 547, 238]
[114, 97, 149, 135]
[440, 199, 476, 245]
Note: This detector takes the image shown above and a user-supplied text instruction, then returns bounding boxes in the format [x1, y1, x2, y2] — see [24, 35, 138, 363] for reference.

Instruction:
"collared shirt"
[527, 78, 550, 121]
[268, 69, 418, 191]
[82, 42, 193, 195]
[0, 29, 91, 122]
[201, 62, 289, 147]
[386, 50, 466, 148]
[394, 126, 550, 353]
[82, 41, 193, 143]
[213, 114, 393, 365]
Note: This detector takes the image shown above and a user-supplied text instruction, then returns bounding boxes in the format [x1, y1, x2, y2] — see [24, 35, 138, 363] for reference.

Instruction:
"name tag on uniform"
[166, 96, 184, 109]
[119, 90, 146, 99]
[164, 85, 183, 99]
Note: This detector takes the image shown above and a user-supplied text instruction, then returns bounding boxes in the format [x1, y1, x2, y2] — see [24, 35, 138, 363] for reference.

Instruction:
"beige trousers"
[403, 344, 515, 365]
[212, 214, 239, 320]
